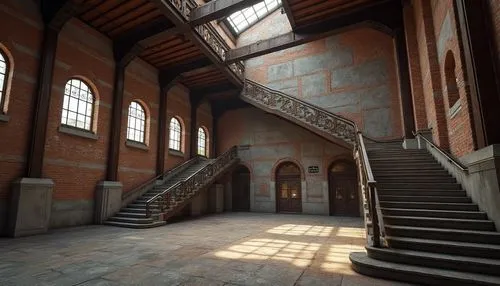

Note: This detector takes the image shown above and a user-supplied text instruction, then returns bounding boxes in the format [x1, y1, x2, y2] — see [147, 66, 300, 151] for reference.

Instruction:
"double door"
[277, 178, 302, 213]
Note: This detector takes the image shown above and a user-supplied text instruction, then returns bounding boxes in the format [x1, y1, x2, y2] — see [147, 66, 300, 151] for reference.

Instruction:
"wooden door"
[232, 166, 250, 211]
[329, 161, 359, 216]
[276, 162, 302, 213]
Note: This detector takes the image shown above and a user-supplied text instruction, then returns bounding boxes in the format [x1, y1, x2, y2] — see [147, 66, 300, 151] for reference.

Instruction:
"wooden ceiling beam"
[114, 19, 179, 67]
[226, 0, 401, 63]
[41, 0, 86, 30]
[160, 57, 213, 75]
[281, 0, 296, 30]
[189, 0, 262, 26]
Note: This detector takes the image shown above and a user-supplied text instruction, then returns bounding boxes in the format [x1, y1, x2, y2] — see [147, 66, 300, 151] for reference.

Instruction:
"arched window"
[197, 127, 207, 156]
[61, 78, 95, 130]
[444, 51, 459, 109]
[169, 117, 182, 151]
[127, 101, 146, 143]
[0, 49, 10, 113]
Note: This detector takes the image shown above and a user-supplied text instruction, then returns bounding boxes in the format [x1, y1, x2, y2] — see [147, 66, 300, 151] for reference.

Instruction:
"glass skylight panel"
[226, 0, 282, 35]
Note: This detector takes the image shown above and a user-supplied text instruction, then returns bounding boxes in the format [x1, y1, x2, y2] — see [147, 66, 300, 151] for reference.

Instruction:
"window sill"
[0, 113, 10, 122]
[126, 140, 149, 151]
[59, 125, 97, 140]
[169, 149, 185, 158]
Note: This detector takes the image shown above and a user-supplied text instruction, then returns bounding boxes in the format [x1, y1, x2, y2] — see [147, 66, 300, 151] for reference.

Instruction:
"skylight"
[227, 0, 282, 35]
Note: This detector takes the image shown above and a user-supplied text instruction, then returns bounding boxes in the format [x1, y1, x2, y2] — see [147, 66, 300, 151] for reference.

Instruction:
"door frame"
[275, 161, 303, 214]
[328, 160, 359, 216]
[232, 165, 251, 212]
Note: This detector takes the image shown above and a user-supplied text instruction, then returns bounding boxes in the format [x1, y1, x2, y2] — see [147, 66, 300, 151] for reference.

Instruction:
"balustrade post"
[369, 185, 380, 247]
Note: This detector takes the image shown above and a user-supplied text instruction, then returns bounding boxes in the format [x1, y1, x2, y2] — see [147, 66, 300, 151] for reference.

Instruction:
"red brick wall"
[0, 0, 42, 205]
[410, 0, 475, 157]
[165, 85, 191, 169]
[487, 0, 500, 83]
[197, 101, 213, 157]
[240, 12, 403, 139]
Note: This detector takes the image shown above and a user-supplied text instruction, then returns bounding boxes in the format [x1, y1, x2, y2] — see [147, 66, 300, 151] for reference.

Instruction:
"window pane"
[127, 101, 146, 143]
[226, 0, 282, 34]
[61, 79, 95, 131]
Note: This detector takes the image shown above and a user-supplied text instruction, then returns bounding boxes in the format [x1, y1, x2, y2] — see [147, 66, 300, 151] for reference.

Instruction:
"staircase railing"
[121, 157, 201, 207]
[354, 131, 384, 247]
[241, 79, 357, 144]
[166, 0, 245, 81]
[145, 146, 239, 217]
[414, 131, 468, 173]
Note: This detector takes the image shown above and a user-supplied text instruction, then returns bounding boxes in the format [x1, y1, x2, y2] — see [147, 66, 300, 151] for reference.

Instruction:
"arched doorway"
[328, 161, 359, 217]
[276, 162, 302, 213]
[232, 165, 250, 211]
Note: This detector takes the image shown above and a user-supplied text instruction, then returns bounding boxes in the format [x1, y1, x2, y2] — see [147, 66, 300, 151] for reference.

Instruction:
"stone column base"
[95, 181, 122, 224]
[8, 178, 54, 237]
[403, 138, 419, 149]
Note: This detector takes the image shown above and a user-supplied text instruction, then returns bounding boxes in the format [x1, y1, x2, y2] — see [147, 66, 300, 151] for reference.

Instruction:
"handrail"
[413, 131, 468, 173]
[145, 146, 238, 217]
[122, 156, 201, 204]
[355, 131, 384, 247]
[242, 79, 357, 142]
[166, 0, 245, 81]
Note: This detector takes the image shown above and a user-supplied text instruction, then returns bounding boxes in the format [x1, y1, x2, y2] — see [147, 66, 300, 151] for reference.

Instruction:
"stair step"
[378, 183, 462, 190]
[371, 166, 444, 171]
[107, 216, 156, 224]
[378, 196, 471, 203]
[366, 246, 500, 277]
[379, 201, 479, 211]
[384, 225, 500, 245]
[386, 236, 500, 259]
[383, 216, 495, 231]
[115, 212, 160, 219]
[103, 220, 166, 229]
[380, 208, 487, 219]
[350, 252, 500, 285]
[376, 177, 457, 183]
[121, 207, 159, 214]
[374, 171, 451, 177]
[378, 190, 466, 197]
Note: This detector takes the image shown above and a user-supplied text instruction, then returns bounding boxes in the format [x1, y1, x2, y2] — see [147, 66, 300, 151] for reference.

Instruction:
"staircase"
[241, 79, 356, 147]
[105, 146, 239, 228]
[350, 142, 500, 285]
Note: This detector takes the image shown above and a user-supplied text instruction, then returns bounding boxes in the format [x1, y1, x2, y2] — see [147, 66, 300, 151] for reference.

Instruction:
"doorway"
[232, 165, 250, 211]
[328, 161, 359, 216]
[276, 162, 302, 213]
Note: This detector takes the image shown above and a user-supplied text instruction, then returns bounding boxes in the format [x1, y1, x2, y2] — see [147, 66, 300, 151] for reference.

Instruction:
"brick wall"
[487, 0, 500, 84]
[410, 0, 475, 157]
[0, 2, 203, 230]
[217, 107, 352, 214]
[0, 0, 43, 233]
[239, 11, 403, 139]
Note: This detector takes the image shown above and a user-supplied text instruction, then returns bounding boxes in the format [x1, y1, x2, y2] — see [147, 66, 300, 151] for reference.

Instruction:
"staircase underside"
[351, 142, 500, 285]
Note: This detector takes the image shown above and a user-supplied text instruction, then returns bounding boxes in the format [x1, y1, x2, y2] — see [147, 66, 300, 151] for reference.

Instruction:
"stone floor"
[0, 213, 412, 286]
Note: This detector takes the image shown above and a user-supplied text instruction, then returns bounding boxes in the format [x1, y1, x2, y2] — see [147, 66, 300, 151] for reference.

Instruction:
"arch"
[275, 161, 302, 213]
[232, 164, 251, 212]
[61, 78, 96, 131]
[0, 43, 14, 114]
[327, 160, 359, 217]
[444, 51, 460, 109]
[271, 157, 305, 180]
[169, 116, 183, 151]
[127, 100, 147, 143]
[197, 126, 208, 156]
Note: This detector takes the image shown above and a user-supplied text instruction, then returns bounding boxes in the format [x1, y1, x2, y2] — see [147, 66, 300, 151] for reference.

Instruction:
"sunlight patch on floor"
[266, 224, 334, 237]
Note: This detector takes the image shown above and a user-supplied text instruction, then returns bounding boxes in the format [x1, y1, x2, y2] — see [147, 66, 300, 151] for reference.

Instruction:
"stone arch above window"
[0, 44, 14, 115]
[197, 126, 208, 156]
[127, 101, 147, 143]
[444, 51, 460, 109]
[61, 78, 96, 131]
[169, 116, 183, 151]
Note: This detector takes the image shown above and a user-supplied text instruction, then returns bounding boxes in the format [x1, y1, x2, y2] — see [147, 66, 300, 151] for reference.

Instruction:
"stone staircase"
[104, 146, 239, 229]
[105, 158, 212, 228]
[350, 143, 500, 285]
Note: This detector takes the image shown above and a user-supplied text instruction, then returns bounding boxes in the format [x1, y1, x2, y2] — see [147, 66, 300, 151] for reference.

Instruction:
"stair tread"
[380, 208, 485, 215]
[385, 224, 500, 236]
[380, 201, 475, 206]
[366, 246, 500, 267]
[350, 252, 500, 285]
[383, 215, 493, 224]
[104, 220, 166, 228]
[386, 236, 500, 250]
